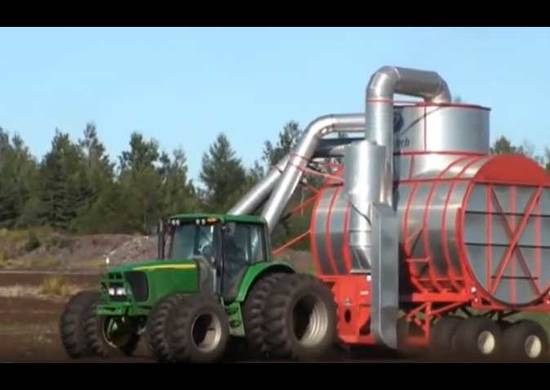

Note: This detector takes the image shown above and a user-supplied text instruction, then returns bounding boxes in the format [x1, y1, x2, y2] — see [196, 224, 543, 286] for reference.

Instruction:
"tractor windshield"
[169, 222, 219, 261]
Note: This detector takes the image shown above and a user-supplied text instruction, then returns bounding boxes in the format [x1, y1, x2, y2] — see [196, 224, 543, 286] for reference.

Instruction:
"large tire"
[168, 295, 230, 363]
[502, 320, 548, 361]
[430, 316, 462, 359]
[82, 293, 140, 358]
[452, 317, 502, 360]
[396, 318, 423, 358]
[264, 273, 337, 361]
[243, 272, 286, 358]
[145, 293, 187, 362]
[59, 290, 98, 358]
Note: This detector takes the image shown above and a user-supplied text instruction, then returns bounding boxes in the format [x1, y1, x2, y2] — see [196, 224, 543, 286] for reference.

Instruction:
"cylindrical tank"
[311, 103, 550, 307]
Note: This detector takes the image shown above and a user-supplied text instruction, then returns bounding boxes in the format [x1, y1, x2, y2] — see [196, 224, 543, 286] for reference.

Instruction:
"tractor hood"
[100, 259, 202, 313]
[106, 258, 198, 274]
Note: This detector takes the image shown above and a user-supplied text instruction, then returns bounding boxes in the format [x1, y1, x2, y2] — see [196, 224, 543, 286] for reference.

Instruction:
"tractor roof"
[169, 213, 266, 225]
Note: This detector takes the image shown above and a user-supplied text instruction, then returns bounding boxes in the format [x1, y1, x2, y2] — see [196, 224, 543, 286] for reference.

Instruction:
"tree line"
[0, 121, 547, 237]
[0, 121, 303, 235]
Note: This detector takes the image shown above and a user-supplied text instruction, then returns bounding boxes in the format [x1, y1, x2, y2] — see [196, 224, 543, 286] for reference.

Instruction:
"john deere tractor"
[59, 213, 337, 363]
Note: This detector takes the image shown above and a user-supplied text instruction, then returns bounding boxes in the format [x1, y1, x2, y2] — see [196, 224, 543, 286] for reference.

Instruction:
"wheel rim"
[524, 335, 543, 359]
[103, 317, 132, 349]
[477, 330, 496, 355]
[191, 312, 222, 352]
[292, 294, 329, 347]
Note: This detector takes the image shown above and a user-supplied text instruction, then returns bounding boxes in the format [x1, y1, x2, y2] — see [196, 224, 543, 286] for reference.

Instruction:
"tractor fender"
[234, 262, 295, 303]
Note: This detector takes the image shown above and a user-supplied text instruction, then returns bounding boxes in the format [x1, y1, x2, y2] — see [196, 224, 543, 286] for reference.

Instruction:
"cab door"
[220, 222, 267, 298]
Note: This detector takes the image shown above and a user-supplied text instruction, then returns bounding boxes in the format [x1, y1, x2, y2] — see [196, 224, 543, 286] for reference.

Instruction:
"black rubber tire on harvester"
[59, 290, 98, 358]
[83, 292, 140, 358]
[451, 317, 502, 361]
[145, 293, 187, 362]
[264, 273, 337, 361]
[242, 272, 287, 359]
[168, 294, 230, 363]
[502, 320, 549, 361]
[429, 316, 462, 359]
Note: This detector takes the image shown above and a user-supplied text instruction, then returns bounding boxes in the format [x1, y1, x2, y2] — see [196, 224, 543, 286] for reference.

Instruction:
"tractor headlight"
[115, 286, 127, 296]
[108, 286, 128, 296]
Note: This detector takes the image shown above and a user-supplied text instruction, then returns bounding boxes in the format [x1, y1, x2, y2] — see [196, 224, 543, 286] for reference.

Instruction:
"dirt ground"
[0, 272, 156, 362]
[0, 271, 409, 363]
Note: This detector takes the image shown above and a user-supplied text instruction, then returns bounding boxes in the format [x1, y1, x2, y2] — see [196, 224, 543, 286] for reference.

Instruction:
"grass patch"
[24, 231, 41, 252]
[0, 227, 57, 259]
[38, 275, 72, 297]
[28, 257, 62, 270]
[84, 258, 109, 269]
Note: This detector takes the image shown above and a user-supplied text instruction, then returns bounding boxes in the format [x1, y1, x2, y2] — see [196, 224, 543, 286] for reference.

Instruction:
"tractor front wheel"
[82, 294, 140, 358]
[59, 290, 98, 358]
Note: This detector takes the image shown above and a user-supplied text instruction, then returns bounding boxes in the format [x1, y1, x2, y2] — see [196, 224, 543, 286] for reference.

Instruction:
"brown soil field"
[0, 272, 156, 362]
[0, 271, 411, 363]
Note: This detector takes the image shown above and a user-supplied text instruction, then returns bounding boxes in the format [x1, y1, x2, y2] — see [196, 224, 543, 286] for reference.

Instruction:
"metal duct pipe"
[228, 155, 289, 215]
[229, 128, 364, 216]
[261, 114, 365, 232]
[366, 66, 451, 206]
[312, 137, 363, 158]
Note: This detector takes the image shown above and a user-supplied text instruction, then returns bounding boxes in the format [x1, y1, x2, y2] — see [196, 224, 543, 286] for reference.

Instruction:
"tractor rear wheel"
[145, 293, 187, 362]
[243, 272, 286, 358]
[452, 317, 502, 360]
[502, 320, 548, 361]
[264, 273, 337, 361]
[59, 290, 98, 358]
[168, 294, 230, 363]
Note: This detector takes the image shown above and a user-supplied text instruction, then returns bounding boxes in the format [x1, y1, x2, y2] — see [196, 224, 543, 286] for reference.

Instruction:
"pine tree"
[70, 122, 116, 233]
[159, 148, 197, 216]
[263, 121, 302, 168]
[0, 129, 38, 227]
[118, 132, 163, 233]
[199, 133, 247, 212]
[37, 130, 87, 229]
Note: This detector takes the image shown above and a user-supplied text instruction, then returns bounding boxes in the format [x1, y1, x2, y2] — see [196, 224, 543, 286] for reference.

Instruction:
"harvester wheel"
[168, 294, 230, 363]
[502, 320, 548, 361]
[145, 293, 187, 362]
[83, 295, 140, 358]
[264, 273, 337, 361]
[59, 290, 98, 358]
[243, 272, 286, 358]
[429, 316, 462, 359]
[452, 317, 502, 360]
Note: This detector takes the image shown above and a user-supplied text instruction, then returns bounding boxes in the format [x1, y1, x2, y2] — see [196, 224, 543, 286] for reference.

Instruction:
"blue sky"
[0, 27, 549, 181]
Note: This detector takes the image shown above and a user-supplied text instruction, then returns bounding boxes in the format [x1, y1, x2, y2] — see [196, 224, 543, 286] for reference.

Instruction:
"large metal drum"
[311, 104, 550, 307]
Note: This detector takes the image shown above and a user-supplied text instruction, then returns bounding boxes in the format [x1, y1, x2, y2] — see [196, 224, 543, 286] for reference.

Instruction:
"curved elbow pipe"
[261, 113, 365, 232]
[366, 66, 451, 206]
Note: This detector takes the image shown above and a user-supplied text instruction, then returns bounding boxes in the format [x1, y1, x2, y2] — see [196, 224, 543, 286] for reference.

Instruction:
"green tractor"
[59, 213, 337, 363]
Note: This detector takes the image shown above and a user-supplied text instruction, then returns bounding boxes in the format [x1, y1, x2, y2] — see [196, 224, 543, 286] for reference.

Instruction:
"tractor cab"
[161, 213, 271, 298]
